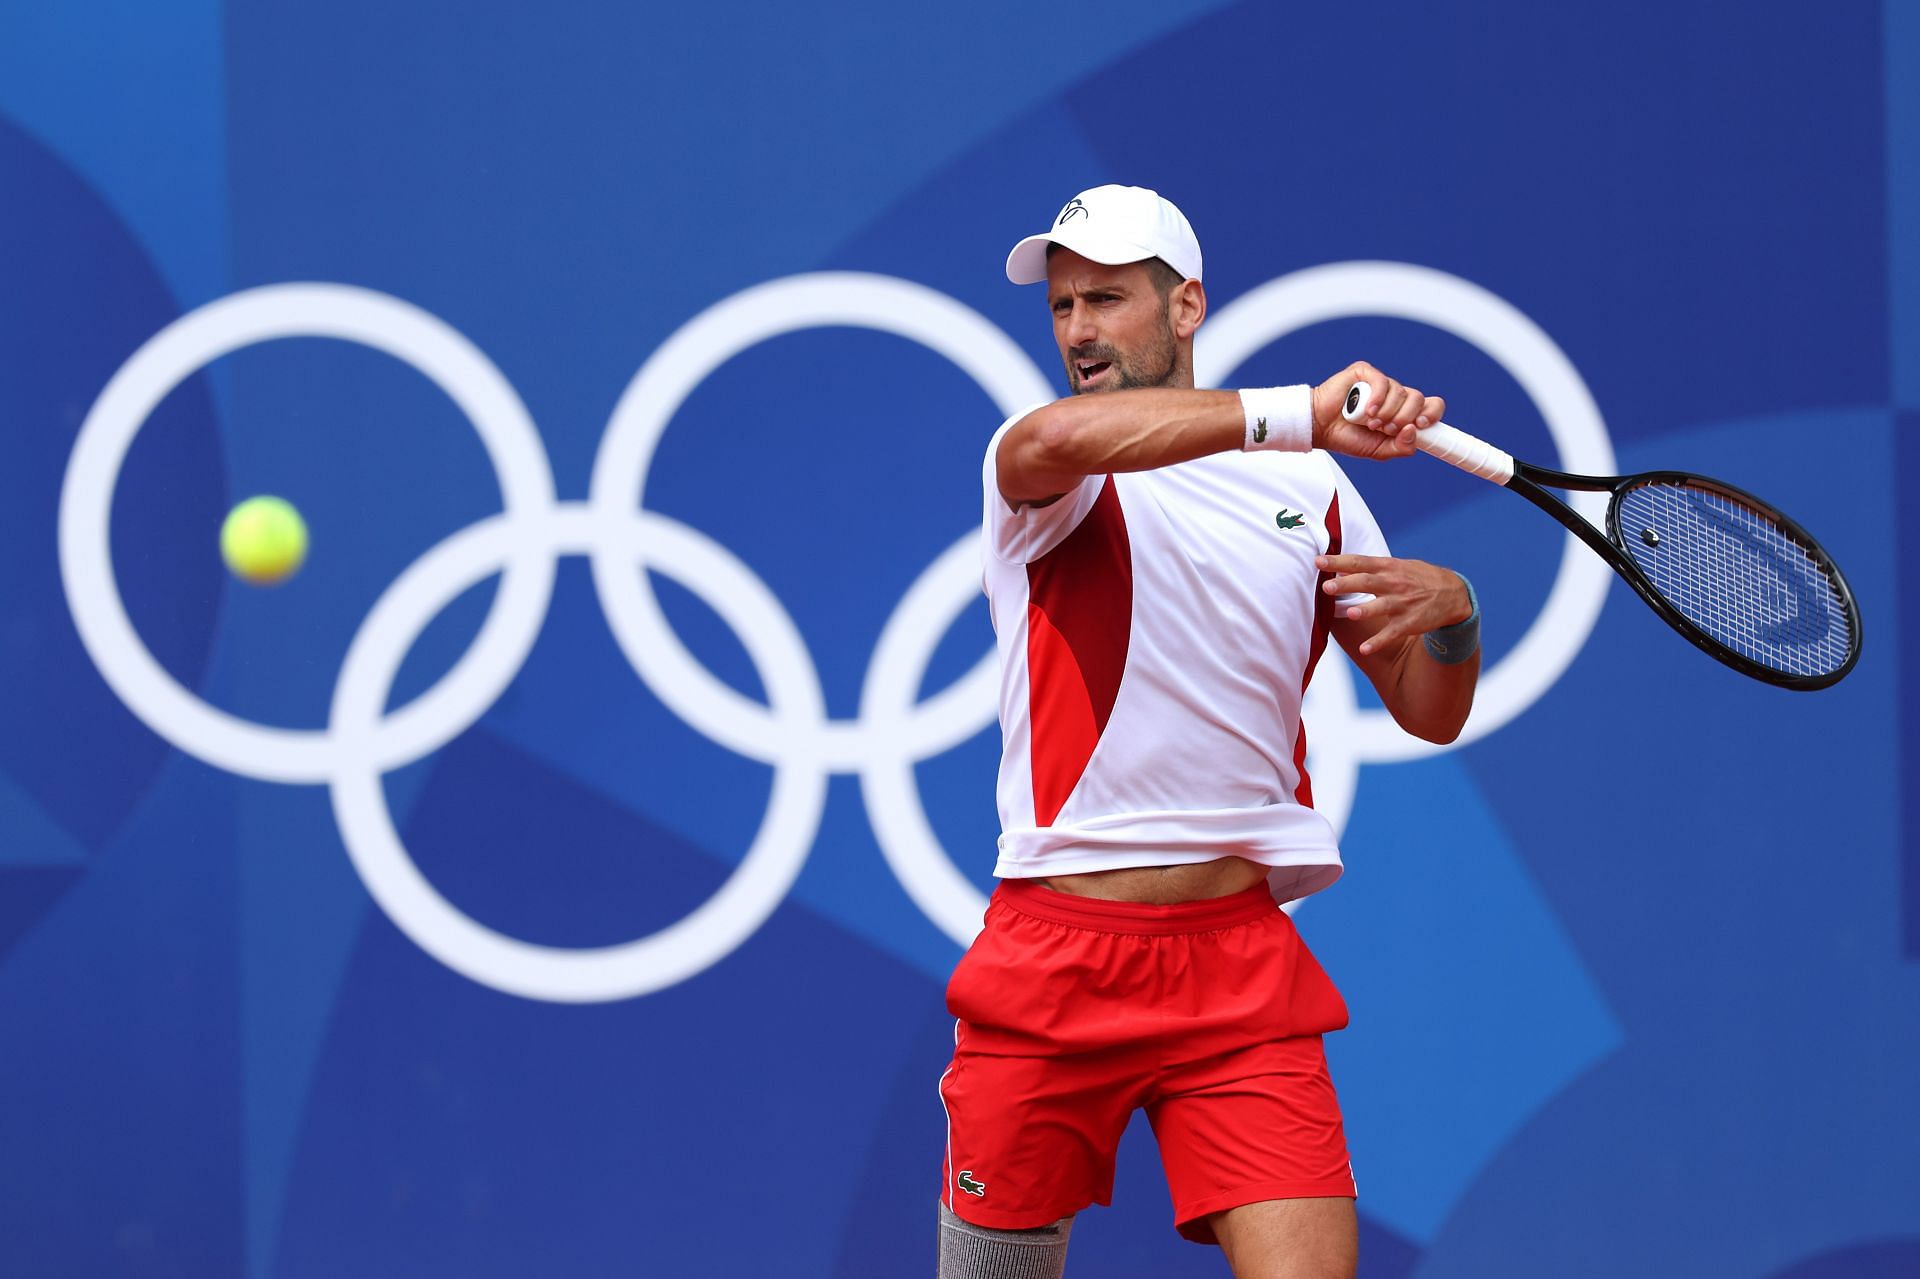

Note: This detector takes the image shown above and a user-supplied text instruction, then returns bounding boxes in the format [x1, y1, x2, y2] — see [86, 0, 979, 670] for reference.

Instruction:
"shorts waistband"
[993, 877, 1278, 935]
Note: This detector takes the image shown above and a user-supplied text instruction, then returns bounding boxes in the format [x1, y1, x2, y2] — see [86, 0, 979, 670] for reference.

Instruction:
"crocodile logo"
[1275, 508, 1306, 530]
[1253, 416, 1268, 444]
[957, 1170, 987, 1198]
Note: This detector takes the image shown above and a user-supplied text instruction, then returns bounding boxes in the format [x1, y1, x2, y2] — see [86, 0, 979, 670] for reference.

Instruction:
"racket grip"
[1341, 380, 1515, 485]
[1413, 423, 1515, 485]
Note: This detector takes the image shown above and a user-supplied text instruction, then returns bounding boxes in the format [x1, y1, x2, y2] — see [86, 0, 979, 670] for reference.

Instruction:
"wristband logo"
[60, 263, 1614, 1003]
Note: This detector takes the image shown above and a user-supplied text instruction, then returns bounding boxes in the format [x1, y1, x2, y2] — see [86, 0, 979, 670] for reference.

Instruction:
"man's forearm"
[1377, 637, 1479, 745]
[1329, 562, 1481, 745]
[996, 389, 1253, 505]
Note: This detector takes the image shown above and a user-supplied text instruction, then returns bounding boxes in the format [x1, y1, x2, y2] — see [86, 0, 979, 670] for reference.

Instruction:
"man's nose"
[1063, 301, 1097, 347]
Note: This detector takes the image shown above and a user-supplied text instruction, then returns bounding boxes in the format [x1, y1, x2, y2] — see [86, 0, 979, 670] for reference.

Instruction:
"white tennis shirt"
[981, 407, 1390, 904]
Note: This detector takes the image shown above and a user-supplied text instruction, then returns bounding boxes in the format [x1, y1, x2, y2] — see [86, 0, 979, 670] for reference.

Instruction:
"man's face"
[1044, 250, 1179, 395]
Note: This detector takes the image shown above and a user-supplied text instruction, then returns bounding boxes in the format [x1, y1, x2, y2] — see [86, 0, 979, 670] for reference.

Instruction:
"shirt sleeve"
[1326, 456, 1391, 608]
[981, 405, 1107, 565]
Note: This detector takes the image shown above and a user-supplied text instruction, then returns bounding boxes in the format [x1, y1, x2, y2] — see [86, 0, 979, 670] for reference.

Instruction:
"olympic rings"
[60, 265, 1614, 1002]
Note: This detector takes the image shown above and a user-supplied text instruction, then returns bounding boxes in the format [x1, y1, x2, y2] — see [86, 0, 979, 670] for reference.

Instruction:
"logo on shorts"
[957, 1170, 987, 1198]
[1275, 508, 1306, 531]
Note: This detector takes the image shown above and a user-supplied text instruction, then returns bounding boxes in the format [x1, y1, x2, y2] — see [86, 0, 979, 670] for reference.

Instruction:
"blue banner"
[1, 2, 1913, 1275]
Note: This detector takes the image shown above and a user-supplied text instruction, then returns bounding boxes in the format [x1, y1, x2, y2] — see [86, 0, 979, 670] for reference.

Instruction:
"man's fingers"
[1389, 387, 1425, 428]
[1355, 618, 1410, 655]
[1337, 361, 1380, 419]
[1374, 382, 1408, 425]
[1328, 364, 1447, 437]
[1325, 553, 1468, 654]
[1324, 573, 1379, 596]
[1317, 553, 1394, 573]
[1346, 360, 1383, 396]
[1352, 364, 1392, 422]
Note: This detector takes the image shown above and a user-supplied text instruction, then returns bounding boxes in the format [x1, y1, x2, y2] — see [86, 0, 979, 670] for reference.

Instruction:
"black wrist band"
[1422, 574, 1480, 665]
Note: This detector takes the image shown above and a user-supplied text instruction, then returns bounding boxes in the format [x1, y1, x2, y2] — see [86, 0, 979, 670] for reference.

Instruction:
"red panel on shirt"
[1025, 478, 1133, 827]
[1293, 492, 1342, 808]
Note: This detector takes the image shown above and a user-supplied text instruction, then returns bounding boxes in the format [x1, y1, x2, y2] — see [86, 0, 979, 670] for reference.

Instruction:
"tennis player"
[936, 185, 1481, 1279]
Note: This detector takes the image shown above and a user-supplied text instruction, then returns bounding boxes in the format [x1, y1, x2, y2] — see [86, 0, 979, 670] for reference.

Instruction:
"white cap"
[1004, 184, 1203, 285]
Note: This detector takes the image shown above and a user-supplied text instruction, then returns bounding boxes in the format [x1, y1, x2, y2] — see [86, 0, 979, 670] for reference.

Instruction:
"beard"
[1065, 320, 1179, 395]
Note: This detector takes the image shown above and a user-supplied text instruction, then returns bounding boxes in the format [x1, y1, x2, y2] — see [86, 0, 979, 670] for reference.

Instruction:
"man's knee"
[937, 1202, 1073, 1278]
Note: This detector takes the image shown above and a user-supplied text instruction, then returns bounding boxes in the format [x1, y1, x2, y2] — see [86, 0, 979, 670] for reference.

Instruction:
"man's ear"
[1172, 278, 1207, 340]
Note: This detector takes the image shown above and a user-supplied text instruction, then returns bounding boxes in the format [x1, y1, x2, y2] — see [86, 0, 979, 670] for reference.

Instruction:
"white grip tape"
[1342, 379, 1515, 484]
[1414, 423, 1515, 485]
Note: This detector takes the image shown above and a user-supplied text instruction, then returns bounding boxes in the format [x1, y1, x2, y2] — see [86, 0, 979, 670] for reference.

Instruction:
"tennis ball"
[220, 495, 308, 586]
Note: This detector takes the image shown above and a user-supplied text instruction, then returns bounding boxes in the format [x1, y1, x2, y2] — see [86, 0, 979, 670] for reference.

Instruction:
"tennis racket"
[1342, 381, 1862, 690]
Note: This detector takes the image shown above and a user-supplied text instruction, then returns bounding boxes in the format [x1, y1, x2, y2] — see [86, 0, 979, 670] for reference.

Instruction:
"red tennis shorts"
[938, 877, 1355, 1244]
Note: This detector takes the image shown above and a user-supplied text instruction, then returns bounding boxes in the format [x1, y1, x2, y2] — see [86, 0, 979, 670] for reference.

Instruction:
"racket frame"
[1498, 459, 1861, 691]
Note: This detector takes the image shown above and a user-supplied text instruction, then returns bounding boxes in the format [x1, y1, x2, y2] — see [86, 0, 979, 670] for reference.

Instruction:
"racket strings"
[1615, 481, 1853, 678]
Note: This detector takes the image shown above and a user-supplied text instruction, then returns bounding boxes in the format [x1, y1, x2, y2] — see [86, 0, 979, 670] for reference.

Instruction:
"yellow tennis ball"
[220, 495, 309, 586]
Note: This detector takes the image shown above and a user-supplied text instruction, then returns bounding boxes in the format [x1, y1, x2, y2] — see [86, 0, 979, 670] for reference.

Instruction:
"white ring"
[328, 504, 828, 1002]
[858, 530, 1000, 944]
[587, 272, 1049, 771]
[57, 283, 557, 783]
[1196, 261, 1615, 760]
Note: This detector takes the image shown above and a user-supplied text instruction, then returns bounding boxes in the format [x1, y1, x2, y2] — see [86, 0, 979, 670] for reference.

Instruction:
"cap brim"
[1003, 227, 1158, 284]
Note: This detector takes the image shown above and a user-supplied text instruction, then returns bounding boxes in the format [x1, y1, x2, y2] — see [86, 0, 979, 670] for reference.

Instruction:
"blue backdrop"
[1, 3, 1915, 1275]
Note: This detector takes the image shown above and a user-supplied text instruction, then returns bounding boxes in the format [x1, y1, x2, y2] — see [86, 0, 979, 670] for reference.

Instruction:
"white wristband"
[1238, 385, 1314, 453]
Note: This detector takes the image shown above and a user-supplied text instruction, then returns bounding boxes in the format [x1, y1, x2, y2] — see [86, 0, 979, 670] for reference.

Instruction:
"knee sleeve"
[937, 1202, 1073, 1279]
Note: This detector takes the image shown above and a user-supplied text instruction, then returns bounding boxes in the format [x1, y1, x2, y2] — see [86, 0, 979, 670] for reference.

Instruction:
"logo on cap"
[1056, 198, 1088, 226]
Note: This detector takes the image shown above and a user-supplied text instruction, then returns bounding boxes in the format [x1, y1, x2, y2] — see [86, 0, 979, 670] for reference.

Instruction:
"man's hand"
[1324, 552, 1479, 744]
[1318, 553, 1471, 656]
[1310, 361, 1444, 460]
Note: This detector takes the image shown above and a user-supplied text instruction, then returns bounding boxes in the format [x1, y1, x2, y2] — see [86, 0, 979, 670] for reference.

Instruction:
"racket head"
[1602, 472, 1862, 690]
